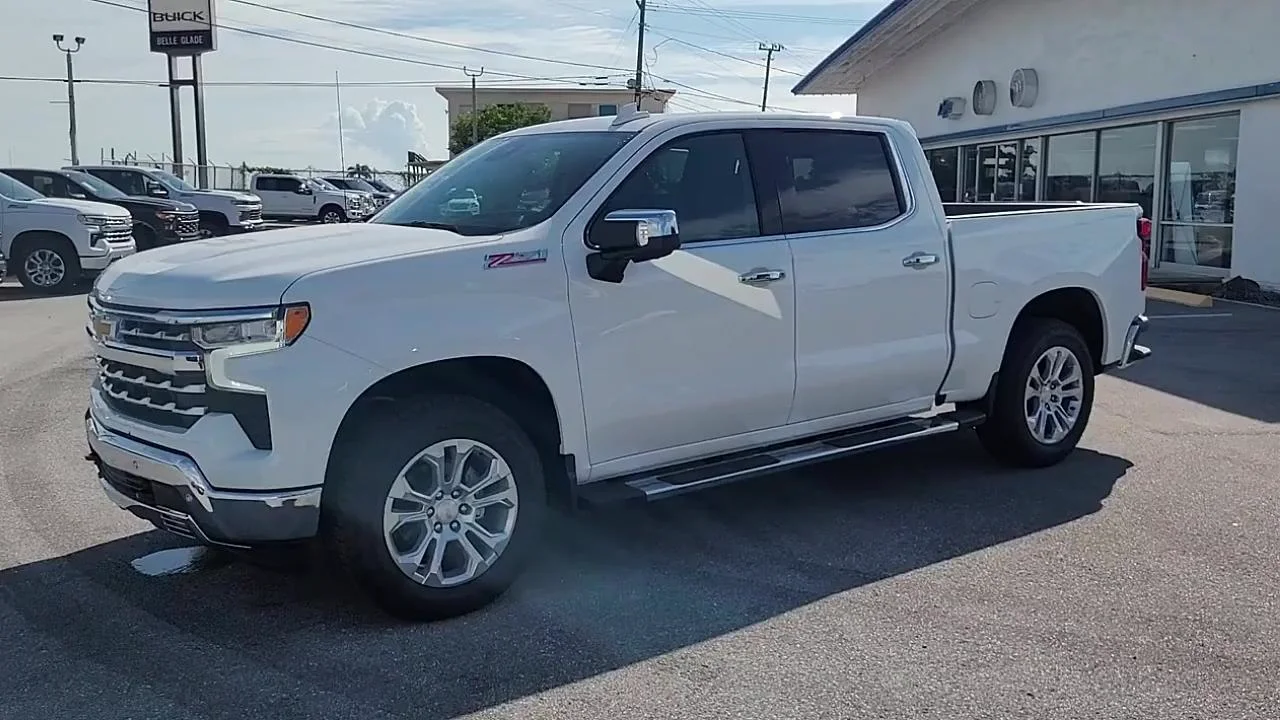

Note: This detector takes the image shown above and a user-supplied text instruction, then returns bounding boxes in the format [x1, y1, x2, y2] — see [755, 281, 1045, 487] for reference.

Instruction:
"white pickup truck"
[0, 171, 135, 292]
[250, 173, 372, 224]
[84, 108, 1150, 620]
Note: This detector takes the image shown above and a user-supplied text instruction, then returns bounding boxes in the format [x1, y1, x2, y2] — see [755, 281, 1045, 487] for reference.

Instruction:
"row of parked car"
[0, 164, 402, 293]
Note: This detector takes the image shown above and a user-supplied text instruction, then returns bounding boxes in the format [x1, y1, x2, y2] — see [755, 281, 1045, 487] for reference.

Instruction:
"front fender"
[281, 239, 587, 473]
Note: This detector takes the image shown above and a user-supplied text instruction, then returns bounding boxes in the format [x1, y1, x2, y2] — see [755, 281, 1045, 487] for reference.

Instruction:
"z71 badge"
[485, 249, 548, 268]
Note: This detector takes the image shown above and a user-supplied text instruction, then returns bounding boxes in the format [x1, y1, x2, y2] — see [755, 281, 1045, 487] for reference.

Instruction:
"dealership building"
[793, 0, 1280, 288]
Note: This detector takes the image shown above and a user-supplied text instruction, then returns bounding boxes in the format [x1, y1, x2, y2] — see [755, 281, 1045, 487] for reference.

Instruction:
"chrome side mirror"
[586, 208, 681, 283]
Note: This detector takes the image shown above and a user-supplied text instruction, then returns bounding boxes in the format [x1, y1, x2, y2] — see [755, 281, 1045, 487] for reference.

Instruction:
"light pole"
[52, 34, 85, 165]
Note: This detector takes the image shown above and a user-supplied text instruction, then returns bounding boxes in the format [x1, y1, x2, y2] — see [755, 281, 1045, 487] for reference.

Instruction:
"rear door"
[566, 129, 797, 471]
[752, 127, 951, 424]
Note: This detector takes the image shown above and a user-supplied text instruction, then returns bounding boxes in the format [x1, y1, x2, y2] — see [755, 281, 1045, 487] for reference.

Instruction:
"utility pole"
[463, 66, 484, 147]
[335, 70, 346, 173]
[633, 0, 647, 107]
[759, 42, 784, 111]
[52, 34, 85, 165]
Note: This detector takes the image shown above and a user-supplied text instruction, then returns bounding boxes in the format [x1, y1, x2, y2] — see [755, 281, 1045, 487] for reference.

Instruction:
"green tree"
[449, 103, 552, 156]
[346, 163, 375, 178]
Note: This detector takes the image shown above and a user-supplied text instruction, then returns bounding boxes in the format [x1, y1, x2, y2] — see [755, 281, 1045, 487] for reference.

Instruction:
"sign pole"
[167, 55, 184, 179]
[192, 54, 209, 188]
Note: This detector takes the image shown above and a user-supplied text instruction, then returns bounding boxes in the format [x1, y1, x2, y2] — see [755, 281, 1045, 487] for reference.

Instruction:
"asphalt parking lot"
[1, 284, 1277, 720]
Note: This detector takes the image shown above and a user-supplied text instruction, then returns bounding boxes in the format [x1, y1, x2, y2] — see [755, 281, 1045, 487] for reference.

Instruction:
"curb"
[1146, 286, 1213, 308]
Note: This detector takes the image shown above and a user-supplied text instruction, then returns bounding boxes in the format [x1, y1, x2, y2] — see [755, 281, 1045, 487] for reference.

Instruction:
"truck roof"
[505, 110, 916, 139]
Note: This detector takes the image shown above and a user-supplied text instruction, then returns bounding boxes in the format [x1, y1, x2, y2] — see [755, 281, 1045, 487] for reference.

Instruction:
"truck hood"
[174, 188, 260, 204]
[120, 196, 199, 212]
[30, 197, 131, 217]
[93, 222, 488, 309]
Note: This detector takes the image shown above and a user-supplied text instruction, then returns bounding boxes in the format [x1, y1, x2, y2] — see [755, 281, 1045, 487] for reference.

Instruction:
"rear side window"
[90, 169, 147, 196]
[769, 130, 906, 234]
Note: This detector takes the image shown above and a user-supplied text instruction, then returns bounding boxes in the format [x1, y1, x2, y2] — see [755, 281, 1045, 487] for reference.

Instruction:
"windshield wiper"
[391, 220, 462, 232]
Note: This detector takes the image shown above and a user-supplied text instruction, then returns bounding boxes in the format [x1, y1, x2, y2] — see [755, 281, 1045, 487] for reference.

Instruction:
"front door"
[566, 129, 796, 469]
[753, 126, 952, 424]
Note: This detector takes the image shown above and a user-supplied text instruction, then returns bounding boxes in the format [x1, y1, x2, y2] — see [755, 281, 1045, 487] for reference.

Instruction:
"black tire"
[198, 214, 229, 238]
[133, 224, 158, 252]
[975, 318, 1095, 468]
[323, 394, 547, 620]
[15, 234, 81, 294]
[318, 205, 347, 224]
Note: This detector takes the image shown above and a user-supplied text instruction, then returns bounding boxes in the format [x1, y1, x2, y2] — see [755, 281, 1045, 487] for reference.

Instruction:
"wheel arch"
[318, 203, 346, 220]
[1010, 286, 1106, 371]
[326, 355, 573, 506]
[11, 229, 76, 260]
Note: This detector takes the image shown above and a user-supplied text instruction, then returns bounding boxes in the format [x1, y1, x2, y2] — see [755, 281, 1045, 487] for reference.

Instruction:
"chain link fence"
[99, 157, 445, 192]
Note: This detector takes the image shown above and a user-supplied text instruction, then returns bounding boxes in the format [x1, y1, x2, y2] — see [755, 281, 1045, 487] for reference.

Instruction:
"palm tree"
[346, 163, 375, 179]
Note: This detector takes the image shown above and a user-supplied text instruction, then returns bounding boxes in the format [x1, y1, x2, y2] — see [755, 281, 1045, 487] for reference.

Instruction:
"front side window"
[597, 131, 760, 243]
[91, 169, 147, 196]
[769, 130, 906, 234]
[0, 172, 43, 201]
[374, 130, 635, 236]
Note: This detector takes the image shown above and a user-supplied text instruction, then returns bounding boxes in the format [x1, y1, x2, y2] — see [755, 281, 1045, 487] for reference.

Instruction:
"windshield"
[312, 178, 340, 191]
[0, 172, 45, 201]
[373, 131, 635, 236]
[341, 178, 378, 193]
[66, 170, 127, 200]
[153, 170, 196, 191]
[366, 178, 396, 193]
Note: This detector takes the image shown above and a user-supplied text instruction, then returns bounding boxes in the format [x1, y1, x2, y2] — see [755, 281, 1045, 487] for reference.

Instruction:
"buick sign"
[148, 0, 217, 54]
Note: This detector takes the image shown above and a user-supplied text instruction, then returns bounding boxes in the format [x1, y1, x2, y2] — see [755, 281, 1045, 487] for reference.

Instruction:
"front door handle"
[902, 252, 940, 269]
[739, 268, 786, 285]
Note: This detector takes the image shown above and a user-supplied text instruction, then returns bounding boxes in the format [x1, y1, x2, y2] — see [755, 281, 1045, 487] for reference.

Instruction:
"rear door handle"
[902, 252, 940, 269]
[738, 268, 786, 285]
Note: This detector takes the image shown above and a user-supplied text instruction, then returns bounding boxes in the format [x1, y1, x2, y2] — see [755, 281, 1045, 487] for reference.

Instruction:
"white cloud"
[0, 0, 877, 173]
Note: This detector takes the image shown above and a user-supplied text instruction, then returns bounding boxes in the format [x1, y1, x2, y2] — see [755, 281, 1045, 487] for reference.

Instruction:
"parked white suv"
[85, 108, 1150, 620]
[251, 174, 370, 223]
[0, 171, 134, 292]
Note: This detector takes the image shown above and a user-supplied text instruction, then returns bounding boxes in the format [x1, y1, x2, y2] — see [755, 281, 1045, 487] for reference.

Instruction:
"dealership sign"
[148, 0, 217, 54]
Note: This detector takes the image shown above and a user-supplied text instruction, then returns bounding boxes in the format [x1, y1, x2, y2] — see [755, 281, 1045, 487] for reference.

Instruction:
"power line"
[648, 3, 863, 24]
[0, 74, 619, 88]
[221, 0, 636, 74]
[646, 30, 803, 76]
[645, 24, 830, 55]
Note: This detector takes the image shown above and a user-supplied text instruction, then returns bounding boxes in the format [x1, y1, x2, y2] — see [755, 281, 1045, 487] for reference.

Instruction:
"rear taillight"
[1137, 217, 1152, 290]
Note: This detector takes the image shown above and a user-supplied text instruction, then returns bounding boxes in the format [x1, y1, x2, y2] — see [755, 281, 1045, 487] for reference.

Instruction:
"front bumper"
[80, 240, 136, 272]
[86, 412, 321, 546]
[1108, 314, 1151, 371]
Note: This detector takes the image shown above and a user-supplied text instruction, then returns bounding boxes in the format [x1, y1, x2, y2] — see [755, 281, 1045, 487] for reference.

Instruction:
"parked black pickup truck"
[1, 167, 201, 251]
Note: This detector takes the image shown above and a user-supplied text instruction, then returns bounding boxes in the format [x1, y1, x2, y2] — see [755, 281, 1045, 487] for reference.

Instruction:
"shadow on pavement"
[0, 433, 1131, 719]
[0, 283, 88, 303]
[1117, 300, 1280, 422]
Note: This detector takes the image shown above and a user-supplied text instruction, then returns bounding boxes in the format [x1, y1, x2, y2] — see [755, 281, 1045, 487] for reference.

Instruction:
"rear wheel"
[16, 235, 81, 294]
[324, 395, 546, 620]
[975, 318, 1095, 467]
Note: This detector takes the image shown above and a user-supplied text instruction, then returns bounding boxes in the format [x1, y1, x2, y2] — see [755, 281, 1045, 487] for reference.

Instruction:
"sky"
[0, 0, 883, 172]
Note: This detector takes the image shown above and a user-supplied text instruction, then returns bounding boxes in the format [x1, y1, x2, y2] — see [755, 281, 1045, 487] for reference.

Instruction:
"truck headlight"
[77, 213, 103, 233]
[191, 304, 311, 350]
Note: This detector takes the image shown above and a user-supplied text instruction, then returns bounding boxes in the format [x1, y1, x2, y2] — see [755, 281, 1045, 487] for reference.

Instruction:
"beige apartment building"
[435, 87, 675, 153]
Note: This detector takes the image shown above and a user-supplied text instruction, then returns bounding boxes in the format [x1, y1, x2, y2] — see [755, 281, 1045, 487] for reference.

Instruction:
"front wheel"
[16, 236, 81, 294]
[324, 395, 546, 620]
[318, 205, 347, 224]
[975, 318, 1095, 468]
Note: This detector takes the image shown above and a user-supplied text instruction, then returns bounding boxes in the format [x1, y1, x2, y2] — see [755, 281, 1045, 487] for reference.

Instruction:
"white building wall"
[854, 0, 1279, 140]
[1231, 98, 1280, 290]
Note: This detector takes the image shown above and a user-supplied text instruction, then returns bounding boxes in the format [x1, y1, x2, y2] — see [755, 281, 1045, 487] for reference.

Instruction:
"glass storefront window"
[1097, 124, 1157, 217]
[1044, 131, 1096, 202]
[961, 145, 978, 202]
[927, 147, 959, 202]
[1017, 138, 1039, 200]
[1160, 113, 1238, 269]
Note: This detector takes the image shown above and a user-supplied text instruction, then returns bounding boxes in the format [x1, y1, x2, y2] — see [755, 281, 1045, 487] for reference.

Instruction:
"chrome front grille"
[174, 212, 200, 238]
[98, 357, 207, 429]
[102, 217, 134, 244]
[90, 299, 208, 430]
[238, 205, 263, 223]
